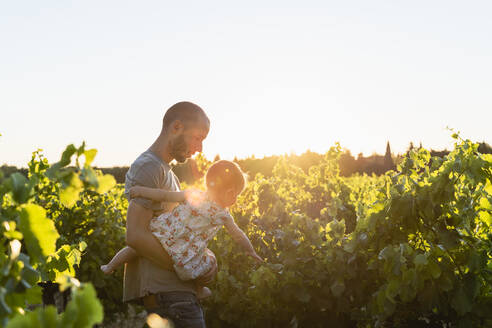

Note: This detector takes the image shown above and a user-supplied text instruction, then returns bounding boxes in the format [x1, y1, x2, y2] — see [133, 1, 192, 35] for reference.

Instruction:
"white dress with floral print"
[149, 192, 232, 281]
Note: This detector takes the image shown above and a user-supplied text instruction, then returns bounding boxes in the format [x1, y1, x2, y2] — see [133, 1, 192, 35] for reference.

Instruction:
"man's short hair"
[162, 101, 210, 130]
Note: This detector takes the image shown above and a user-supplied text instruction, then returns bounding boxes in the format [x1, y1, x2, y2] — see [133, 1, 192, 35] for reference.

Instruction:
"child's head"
[205, 160, 246, 207]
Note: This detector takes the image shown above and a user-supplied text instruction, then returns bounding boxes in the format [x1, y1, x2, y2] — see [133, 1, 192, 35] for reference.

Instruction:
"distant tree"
[430, 149, 450, 158]
[339, 150, 357, 176]
[384, 141, 395, 171]
[478, 141, 492, 154]
[407, 142, 414, 154]
[0, 165, 28, 179]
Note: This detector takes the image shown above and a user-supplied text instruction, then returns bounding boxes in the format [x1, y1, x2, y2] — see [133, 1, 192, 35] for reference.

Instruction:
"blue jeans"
[146, 291, 206, 328]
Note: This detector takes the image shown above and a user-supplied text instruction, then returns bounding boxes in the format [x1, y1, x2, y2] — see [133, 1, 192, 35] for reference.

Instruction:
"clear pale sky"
[1, 1, 491, 167]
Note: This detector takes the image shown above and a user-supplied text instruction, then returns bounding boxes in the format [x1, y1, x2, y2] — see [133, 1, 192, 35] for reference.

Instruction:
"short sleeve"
[211, 207, 233, 227]
[125, 159, 163, 210]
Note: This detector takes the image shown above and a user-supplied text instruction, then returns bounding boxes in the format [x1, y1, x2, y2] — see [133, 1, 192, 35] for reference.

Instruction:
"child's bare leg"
[195, 283, 212, 300]
[101, 246, 137, 274]
[194, 250, 216, 299]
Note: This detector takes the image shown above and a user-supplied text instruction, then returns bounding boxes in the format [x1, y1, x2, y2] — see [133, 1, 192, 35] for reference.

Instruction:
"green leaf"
[485, 179, 492, 194]
[343, 236, 357, 253]
[55, 275, 79, 292]
[37, 306, 58, 328]
[4, 230, 23, 240]
[437, 229, 461, 250]
[402, 268, 417, 286]
[7, 173, 32, 204]
[60, 283, 103, 328]
[81, 167, 98, 187]
[19, 254, 39, 285]
[96, 174, 116, 194]
[427, 260, 441, 279]
[479, 195, 491, 209]
[451, 286, 473, 316]
[438, 273, 454, 292]
[59, 186, 81, 208]
[78, 242, 87, 252]
[378, 246, 395, 261]
[385, 279, 400, 303]
[376, 289, 396, 317]
[330, 279, 345, 298]
[45, 145, 77, 179]
[6, 305, 58, 328]
[59, 173, 83, 207]
[24, 285, 43, 305]
[59, 144, 77, 167]
[479, 210, 491, 227]
[84, 149, 97, 167]
[466, 252, 482, 273]
[18, 204, 60, 262]
[464, 274, 480, 300]
[413, 254, 428, 267]
[399, 281, 417, 302]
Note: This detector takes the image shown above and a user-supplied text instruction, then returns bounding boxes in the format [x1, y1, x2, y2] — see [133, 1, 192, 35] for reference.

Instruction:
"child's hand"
[246, 251, 264, 263]
[183, 189, 193, 203]
[184, 189, 205, 207]
[129, 186, 144, 199]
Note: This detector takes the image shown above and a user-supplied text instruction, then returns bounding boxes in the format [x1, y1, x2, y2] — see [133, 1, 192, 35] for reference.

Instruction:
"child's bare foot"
[196, 286, 212, 300]
[100, 264, 114, 275]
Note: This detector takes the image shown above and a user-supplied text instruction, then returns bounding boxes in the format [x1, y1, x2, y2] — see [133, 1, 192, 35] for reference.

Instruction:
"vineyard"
[1, 136, 491, 327]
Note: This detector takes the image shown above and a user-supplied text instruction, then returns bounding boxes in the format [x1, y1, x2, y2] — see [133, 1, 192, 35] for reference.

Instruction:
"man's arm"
[125, 199, 175, 271]
[130, 186, 185, 203]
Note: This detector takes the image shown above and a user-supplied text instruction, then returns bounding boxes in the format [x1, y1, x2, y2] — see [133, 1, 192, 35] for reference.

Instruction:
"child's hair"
[205, 160, 247, 194]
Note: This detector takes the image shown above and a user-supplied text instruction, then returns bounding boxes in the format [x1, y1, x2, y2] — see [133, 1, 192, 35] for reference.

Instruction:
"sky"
[1, 1, 491, 167]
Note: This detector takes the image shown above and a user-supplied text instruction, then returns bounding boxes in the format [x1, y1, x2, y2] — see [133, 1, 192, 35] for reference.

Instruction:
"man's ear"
[171, 120, 184, 134]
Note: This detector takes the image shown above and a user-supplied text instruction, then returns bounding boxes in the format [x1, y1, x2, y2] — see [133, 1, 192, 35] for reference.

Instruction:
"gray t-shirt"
[123, 150, 196, 303]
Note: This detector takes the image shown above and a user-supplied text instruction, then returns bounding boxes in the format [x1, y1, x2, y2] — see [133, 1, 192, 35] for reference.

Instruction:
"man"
[124, 101, 214, 328]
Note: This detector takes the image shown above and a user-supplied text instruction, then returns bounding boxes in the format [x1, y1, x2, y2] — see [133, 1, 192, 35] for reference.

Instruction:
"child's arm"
[101, 246, 138, 274]
[224, 216, 263, 263]
[130, 186, 185, 203]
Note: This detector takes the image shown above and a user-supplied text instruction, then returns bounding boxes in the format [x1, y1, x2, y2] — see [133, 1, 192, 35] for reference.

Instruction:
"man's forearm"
[127, 230, 175, 271]
[139, 188, 185, 203]
[126, 200, 175, 271]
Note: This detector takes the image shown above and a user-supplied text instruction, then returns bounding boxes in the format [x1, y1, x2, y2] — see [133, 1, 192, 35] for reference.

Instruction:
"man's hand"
[195, 248, 217, 285]
[129, 186, 145, 199]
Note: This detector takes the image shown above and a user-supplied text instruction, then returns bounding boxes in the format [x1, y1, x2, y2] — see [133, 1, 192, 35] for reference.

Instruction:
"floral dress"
[149, 191, 232, 281]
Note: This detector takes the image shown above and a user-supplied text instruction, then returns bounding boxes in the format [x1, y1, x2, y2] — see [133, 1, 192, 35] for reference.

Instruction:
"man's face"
[170, 123, 209, 163]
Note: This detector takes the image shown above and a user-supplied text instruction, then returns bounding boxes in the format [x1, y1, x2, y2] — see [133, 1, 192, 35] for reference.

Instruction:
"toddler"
[101, 160, 263, 299]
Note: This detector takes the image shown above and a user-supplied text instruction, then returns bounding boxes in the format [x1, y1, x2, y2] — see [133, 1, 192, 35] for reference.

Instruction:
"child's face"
[218, 188, 240, 208]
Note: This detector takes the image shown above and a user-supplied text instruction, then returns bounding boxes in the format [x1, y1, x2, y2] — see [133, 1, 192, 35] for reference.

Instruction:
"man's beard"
[170, 134, 189, 163]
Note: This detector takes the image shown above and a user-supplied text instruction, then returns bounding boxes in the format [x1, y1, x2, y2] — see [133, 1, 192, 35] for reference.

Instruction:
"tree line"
[3, 141, 491, 185]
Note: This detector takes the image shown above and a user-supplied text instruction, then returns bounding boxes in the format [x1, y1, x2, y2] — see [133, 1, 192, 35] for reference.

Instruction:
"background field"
[1, 136, 491, 327]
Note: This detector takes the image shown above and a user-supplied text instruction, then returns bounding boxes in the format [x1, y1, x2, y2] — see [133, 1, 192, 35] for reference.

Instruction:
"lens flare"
[185, 188, 206, 207]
